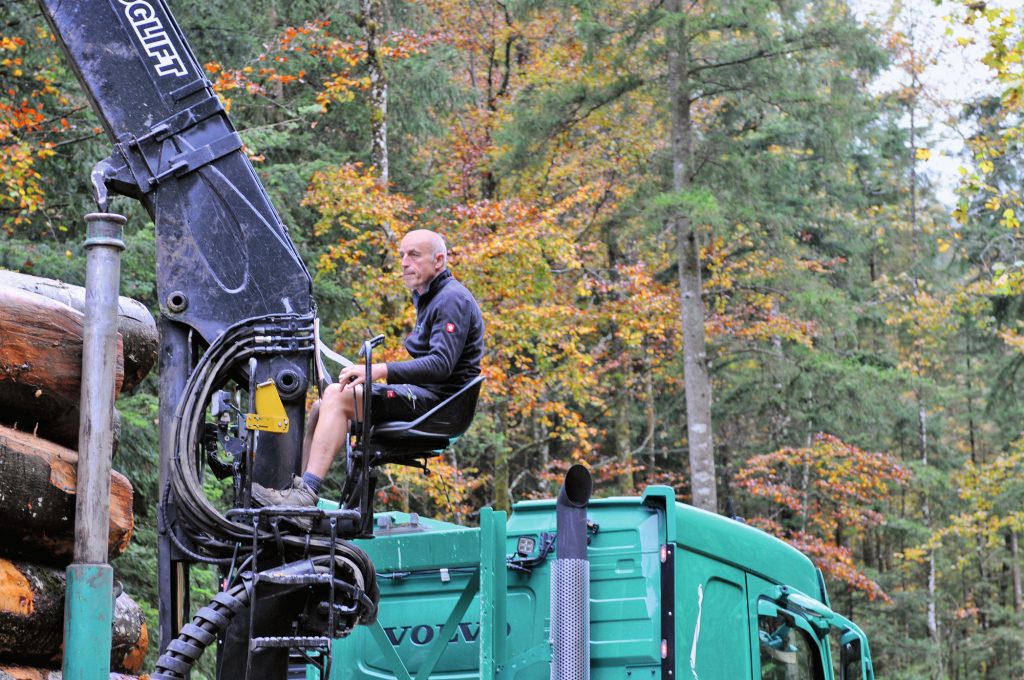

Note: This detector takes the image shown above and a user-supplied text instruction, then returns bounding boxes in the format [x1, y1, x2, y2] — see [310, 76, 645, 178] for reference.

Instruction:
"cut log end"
[0, 560, 148, 673]
[0, 425, 133, 565]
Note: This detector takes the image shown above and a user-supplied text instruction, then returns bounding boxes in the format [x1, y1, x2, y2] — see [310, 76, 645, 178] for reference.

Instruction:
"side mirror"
[765, 585, 874, 680]
[839, 628, 872, 680]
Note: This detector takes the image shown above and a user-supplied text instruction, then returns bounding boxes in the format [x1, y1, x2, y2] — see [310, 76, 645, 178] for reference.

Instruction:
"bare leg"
[305, 382, 359, 480]
[301, 400, 321, 471]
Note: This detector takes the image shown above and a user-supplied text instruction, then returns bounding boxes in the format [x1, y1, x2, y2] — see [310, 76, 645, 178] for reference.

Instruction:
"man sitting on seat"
[252, 229, 485, 513]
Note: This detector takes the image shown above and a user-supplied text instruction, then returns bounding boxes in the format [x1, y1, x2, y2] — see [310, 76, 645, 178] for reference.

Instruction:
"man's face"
[399, 233, 444, 292]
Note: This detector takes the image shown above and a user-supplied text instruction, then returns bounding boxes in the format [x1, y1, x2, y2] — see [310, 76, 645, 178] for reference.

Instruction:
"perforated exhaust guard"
[550, 465, 592, 680]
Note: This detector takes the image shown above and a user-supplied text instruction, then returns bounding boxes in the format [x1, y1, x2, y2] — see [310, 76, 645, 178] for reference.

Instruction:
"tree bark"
[614, 386, 633, 493]
[0, 559, 146, 672]
[16, 408, 122, 461]
[266, 1, 286, 124]
[1011, 530, 1024, 668]
[360, 0, 389, 187]
[643, 349, 656, 488]
[910, 70, 942, 672]
[0, 425, 133, 565]
[667, 0, 716, 512]
[0, 287, 125, 449]
[0, 272, 156, 392]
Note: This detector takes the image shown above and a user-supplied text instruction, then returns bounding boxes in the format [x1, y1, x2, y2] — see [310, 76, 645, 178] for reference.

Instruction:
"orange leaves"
[301, 158, 611, 458]
[768, 524, 890, 602]
[316, 73, 370, 109]
[444, 197, 603, 432]
[199, 19, 435, 114]
[998, 326, 1024, 354]
[737, 433, 909, 600]
[0, 25, 71, 231]
[0, 142, 48, 229]
[738, 433, 909, 521]
[0, 37, 26, 51]
[376, 454, 482, 520]
[379, 28, 441, 61]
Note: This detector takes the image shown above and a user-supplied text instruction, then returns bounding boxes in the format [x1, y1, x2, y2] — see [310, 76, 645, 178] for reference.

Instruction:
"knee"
[322, 382, 357, 418]
[321, 383, 345, 411]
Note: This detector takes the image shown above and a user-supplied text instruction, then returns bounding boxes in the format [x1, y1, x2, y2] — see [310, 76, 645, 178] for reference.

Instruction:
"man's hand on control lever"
[338, 363, 388, 389]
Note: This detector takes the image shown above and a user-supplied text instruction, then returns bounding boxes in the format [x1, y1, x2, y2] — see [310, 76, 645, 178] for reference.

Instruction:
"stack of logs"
[0, 271, 158, 679]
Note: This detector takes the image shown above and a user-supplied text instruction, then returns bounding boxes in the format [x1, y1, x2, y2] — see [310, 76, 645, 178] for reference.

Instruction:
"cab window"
[758, 611, 823, 680]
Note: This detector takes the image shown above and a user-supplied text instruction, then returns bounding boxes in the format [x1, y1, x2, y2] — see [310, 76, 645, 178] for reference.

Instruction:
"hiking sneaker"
[251, 476, 319, 530]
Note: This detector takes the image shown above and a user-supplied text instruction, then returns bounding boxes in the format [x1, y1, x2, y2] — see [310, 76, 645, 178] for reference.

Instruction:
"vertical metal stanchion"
[63, 212, 126, 680]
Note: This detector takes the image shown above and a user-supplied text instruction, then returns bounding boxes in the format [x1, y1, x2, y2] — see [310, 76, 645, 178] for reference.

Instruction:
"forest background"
[2, 0, 1023, 677]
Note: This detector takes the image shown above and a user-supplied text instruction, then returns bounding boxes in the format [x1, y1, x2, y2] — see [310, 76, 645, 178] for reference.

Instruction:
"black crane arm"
[35, 0, 313, 340]
[32, 3, 378, 678]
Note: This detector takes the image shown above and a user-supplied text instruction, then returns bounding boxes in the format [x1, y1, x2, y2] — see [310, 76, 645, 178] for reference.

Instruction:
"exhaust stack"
[551, 464, 593, 680]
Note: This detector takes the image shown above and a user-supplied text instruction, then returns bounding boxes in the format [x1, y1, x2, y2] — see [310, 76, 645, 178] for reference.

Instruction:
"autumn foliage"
[0, 28, 64, 232]
[737, 433, 909, 601]
[8, 0, 1024, 674]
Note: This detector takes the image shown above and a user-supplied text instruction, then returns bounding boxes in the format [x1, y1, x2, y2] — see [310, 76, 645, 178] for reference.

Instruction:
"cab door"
[675, 550, 752, 679]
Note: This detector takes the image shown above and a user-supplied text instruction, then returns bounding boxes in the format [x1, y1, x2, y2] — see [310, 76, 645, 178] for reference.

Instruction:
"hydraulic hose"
[160, 313, 379, 634]
[152, 581, 251, 680]
[151, 555, 377, 679]
[163, 314, 372, 561]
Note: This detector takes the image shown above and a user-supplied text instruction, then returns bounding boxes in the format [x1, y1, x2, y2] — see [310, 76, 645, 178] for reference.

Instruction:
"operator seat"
[369, 375, 485, 465]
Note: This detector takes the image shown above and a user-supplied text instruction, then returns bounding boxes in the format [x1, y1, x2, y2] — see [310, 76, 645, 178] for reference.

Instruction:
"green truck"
[325, 466, 874, 680]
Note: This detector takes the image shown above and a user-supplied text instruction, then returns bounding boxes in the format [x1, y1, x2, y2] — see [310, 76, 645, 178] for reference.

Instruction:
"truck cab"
[323, 486, 873, 680]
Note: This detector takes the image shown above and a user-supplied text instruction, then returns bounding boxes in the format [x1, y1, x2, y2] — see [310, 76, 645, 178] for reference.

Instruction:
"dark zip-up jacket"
[386, 269, 484, 395]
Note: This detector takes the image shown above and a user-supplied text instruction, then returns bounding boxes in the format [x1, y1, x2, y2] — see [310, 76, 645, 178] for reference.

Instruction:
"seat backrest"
[373, 375, 485, 439]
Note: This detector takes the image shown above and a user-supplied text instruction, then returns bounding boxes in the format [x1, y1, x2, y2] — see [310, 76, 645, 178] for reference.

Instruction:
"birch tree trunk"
[360, 0, 389, 187]
[667, 0, 716, 512]
[1011, 530, 1024, 668]
[910, 77, 942, 676]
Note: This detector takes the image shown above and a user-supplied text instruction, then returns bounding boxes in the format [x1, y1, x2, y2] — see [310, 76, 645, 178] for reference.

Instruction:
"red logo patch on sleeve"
[445, 322, 456, 333]
[386, 390, 395, 398]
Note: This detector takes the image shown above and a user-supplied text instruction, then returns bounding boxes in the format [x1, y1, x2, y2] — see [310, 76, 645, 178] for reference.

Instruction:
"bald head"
[399, 229, 448, 293]
[403, 229, 447, 260]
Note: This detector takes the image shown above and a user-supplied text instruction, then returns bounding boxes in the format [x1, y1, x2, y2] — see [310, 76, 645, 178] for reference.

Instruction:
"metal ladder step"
[250, 636, 332, 651]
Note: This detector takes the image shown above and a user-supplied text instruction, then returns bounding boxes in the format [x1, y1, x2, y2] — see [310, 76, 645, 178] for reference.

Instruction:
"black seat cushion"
[370, 376, 485, 450]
